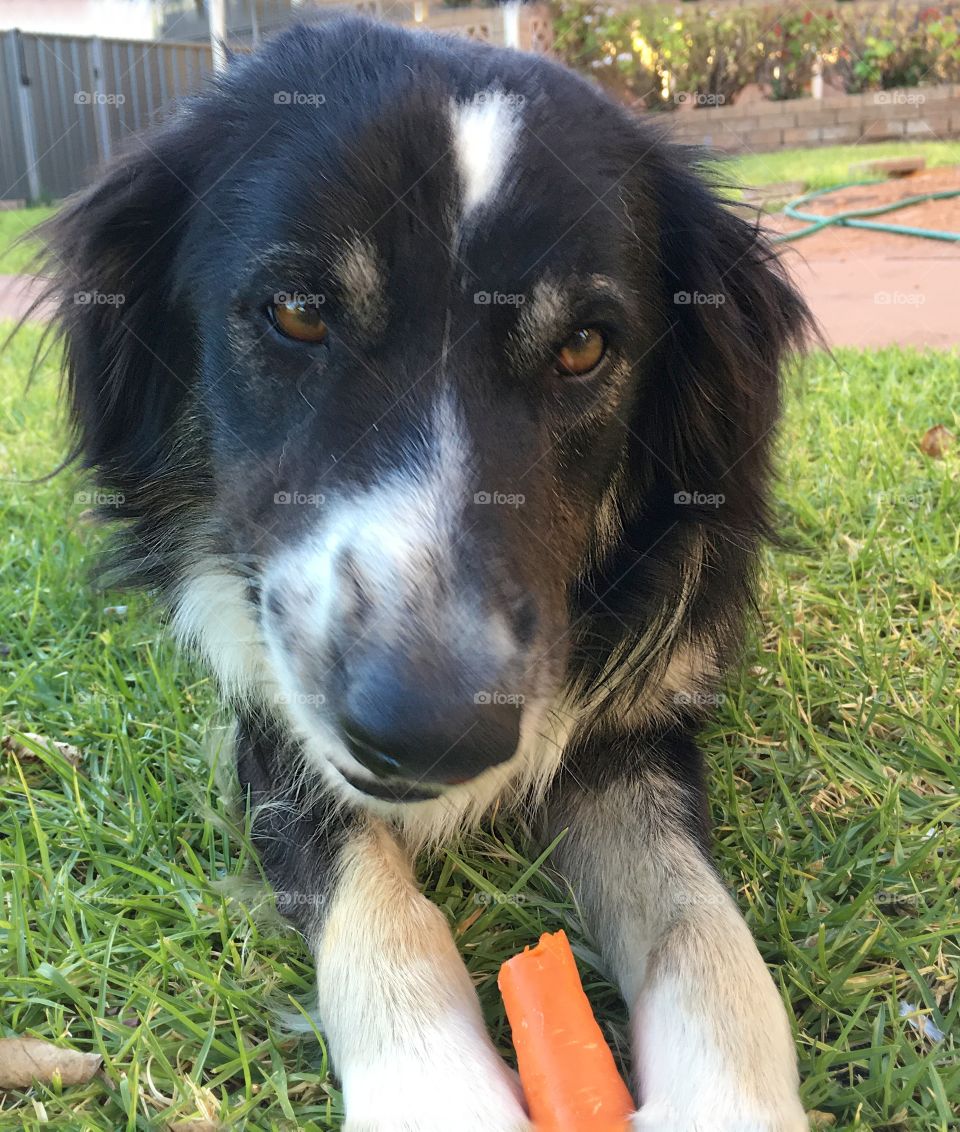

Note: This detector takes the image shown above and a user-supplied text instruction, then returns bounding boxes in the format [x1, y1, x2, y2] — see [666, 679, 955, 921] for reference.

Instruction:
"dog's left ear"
[36, 124, 206, 494]
[573, 141, 815, 683]
[625, 145, 813, 531]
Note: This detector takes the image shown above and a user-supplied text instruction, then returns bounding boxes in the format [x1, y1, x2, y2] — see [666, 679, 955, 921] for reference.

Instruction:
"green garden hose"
[772, 179, 960, 243]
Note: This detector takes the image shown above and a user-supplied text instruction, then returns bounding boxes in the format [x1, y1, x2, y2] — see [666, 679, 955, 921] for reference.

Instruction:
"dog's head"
[44, 18, 808, 814]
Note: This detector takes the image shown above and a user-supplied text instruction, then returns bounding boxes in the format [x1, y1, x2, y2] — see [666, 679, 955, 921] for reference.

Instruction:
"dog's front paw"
[341, 1041, 532, 1132]
[631, 1098, 808, 1132]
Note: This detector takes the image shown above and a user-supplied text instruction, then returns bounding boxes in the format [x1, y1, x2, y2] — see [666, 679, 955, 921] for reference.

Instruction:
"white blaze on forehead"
[450, 90, 522, 219]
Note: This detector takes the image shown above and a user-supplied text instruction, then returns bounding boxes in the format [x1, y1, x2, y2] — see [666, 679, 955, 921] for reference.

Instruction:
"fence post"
[250, 0, 261, 47]
[209, 0, 227, 72]
[503, 1, 521, 49]
[90, 37, 112, 163]
[11, 30, 41, 202]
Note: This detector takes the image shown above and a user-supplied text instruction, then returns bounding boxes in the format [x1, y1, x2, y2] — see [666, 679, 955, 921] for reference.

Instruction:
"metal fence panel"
[0, 30, 213, 203]
[23, 34, 101, 203]
[0, 31, 31, 202]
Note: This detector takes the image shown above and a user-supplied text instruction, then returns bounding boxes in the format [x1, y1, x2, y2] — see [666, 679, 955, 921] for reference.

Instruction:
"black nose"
[336, 667, 523, 786]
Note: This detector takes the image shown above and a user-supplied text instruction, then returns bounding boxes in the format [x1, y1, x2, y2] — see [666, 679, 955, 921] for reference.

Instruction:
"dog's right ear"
[36, 126, 202, 491]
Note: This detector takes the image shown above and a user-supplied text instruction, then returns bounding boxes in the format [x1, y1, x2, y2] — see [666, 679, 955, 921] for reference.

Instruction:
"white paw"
[628, 914, 808, 1132]
[630, 1098, 809, 1132]
[341, 1036, 532, 1132]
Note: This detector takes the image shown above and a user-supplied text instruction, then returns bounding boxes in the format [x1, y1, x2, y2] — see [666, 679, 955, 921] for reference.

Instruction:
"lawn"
[1, 325, 959, 1131]
[0, 208, 54, 275]
[725, 139, 960, 194]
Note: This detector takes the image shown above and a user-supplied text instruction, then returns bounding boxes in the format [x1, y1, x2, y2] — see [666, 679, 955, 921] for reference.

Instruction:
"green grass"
[725, 140, 960, 195]
[1, 327, 958, 1130]
[0, 208, 54, 275]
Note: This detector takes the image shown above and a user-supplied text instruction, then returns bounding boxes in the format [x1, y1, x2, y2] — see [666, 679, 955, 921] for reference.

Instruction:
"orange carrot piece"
[498, 929, 635, 1132]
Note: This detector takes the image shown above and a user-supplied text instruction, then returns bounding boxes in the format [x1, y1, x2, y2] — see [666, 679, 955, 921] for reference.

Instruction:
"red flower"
[803, 10, 812, 24]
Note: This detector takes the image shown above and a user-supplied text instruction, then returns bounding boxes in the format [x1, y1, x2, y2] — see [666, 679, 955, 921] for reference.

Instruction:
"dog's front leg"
[545, 730, 807, 1132]
[236, 720, 530, 1132]
[316, 820, 531, 1131]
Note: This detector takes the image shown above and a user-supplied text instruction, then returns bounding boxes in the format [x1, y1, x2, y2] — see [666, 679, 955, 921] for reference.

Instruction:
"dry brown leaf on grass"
[0, 1037, 102, 1089]
[919, 424, 955, 458]
[1, 732, 82, 767]
[168, 1122, 224, 1132]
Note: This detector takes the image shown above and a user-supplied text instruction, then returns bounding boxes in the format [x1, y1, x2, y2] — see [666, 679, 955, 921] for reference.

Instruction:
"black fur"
[36, 20, 812, 1107]
[236, 712, 355, 932]
[38, 17, 808, 628]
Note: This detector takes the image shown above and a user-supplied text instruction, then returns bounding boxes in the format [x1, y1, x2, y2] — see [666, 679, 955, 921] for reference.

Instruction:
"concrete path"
[779, 251, 960, 350]
[0, 274, 51, 323]
[767, 166, 960, 350]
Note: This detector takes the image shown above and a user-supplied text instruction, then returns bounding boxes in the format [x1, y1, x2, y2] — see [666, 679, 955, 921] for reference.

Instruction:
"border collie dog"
[43, 17, 811, 1130]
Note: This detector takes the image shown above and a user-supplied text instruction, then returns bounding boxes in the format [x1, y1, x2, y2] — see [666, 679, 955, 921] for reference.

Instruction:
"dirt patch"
[766, 166, 960, 258]
[765, 166, 960, 349]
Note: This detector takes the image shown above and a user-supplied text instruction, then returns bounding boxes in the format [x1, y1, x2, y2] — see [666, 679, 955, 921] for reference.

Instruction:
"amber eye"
[555, 328, 606, 376]
[271, 298, 328, 343]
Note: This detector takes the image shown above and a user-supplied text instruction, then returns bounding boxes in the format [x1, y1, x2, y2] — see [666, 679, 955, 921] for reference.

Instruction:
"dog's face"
[182, 68, 663, 802]
[46, 19, 806, 815]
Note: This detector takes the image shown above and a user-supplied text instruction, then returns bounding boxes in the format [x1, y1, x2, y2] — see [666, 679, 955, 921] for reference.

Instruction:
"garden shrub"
[549, 0, 960, 104]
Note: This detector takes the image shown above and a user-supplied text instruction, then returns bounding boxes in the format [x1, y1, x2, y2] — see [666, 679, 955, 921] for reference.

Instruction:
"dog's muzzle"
[262, 531, 538, 793]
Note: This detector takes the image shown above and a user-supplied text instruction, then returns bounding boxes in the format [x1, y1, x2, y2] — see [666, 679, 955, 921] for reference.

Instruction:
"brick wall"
[665, 85, 960, 152]
[415, 2, 554, 50]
